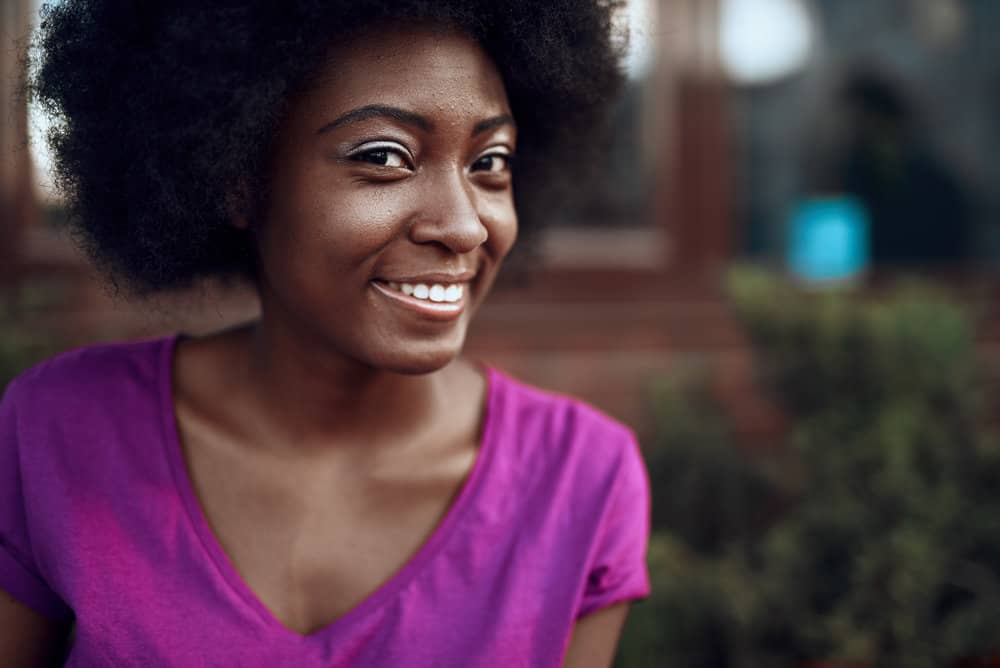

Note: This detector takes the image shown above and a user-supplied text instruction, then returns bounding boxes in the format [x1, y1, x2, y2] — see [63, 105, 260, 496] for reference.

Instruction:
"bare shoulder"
[0, 588, 70, 668]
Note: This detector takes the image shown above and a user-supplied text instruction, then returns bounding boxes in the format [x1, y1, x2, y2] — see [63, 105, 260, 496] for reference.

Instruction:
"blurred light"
[719, 0, 815, 86]
[27, 0, 60, 202]
[28, 101, 58, 201]
[621, 0, 657, 80]
[912, 0, 965, 49]
[787, 196, 870, 283]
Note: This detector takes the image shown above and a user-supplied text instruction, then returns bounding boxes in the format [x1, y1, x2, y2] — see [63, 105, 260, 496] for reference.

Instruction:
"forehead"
[293, 22, 511, 126]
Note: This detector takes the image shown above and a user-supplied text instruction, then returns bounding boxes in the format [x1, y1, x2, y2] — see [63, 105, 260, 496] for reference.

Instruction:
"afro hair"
[30, 0, 626, 293]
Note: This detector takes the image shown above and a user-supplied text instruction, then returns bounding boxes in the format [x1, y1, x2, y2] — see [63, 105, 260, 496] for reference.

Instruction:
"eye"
[348, 141, 412, 169]
[471, 150, 512, 173]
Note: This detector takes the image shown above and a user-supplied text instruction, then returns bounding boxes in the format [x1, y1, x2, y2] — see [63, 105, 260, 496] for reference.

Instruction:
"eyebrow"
[317, 105, 432, 134]
[472, 114, 516, 137]
[316, 105, 516, 137]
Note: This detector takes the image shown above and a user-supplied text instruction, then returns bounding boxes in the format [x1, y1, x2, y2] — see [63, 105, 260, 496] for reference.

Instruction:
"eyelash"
[346, 142, 514, 174]
[471, 151, 513, 174]
[348, 141, 413, 169]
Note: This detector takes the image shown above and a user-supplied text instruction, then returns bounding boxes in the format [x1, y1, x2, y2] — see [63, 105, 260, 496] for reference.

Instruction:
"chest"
[179, 430, 477, 636]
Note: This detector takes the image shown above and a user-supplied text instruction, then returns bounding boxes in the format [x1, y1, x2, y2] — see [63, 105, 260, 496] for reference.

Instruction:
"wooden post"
[656, 0, 734, 276]
[670, 76, 733, 272]
[0, 0, 36, 284]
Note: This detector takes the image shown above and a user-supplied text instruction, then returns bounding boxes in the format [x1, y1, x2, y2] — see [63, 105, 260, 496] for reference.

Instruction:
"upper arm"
[0, 587, 69, 668]
[1, 378, 71, 665]
[562, 602, 631, 668]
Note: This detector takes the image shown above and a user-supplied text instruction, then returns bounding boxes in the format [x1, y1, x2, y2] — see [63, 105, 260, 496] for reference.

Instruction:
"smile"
[370, 280, 468, 320]
[391, 281, 463, 303]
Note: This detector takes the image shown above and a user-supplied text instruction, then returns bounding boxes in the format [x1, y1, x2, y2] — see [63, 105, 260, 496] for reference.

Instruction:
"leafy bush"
[619, 369, 780, 668]
[0, 282, 67, 392]
[618, 269, 1000, 667]
[735, 272, 1000, 667]
[645, 372, 779, 557]
[616, 534, 755, 668]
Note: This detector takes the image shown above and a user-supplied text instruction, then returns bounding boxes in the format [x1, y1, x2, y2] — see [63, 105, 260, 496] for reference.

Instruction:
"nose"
[408, 169, 489, 253]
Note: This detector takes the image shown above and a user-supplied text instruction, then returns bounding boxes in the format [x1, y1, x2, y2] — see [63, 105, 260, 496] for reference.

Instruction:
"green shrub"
[616, 534, 755, 668]
[618, 369, 781, 668]
[733, 269, 1000, 667]
[645, 371, 780, 557]
[619, 269, 1000, 667]
[0, 282, 66, 392]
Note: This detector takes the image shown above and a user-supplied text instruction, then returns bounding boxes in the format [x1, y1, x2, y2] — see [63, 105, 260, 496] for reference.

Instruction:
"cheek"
[485, 195, 518, 258]
[257, 183, 409, 272]
[318, 188, 407, 253]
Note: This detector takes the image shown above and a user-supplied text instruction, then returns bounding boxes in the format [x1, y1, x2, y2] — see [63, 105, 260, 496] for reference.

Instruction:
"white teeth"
[391, 282, 465, 303]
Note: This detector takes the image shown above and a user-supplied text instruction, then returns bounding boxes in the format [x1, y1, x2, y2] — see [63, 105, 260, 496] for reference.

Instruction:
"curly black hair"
[30, 0, 626, 293]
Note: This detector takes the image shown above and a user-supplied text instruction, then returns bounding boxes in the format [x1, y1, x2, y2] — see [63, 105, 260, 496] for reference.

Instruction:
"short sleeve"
[0, 377, 72, 621]
[575, 433, 652, 619]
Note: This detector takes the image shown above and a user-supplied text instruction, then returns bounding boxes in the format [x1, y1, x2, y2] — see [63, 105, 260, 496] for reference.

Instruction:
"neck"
[236, 316, 453, 453]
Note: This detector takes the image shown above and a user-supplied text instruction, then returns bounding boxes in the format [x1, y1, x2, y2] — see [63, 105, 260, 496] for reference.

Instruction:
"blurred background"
[3, 0, 1000, 665]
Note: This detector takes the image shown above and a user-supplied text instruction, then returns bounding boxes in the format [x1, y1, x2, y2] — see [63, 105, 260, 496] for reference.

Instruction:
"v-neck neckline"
[156, 334, 501, 642]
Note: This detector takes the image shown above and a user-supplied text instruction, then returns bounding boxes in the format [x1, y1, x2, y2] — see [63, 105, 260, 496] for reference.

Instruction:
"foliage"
[619, 370, 779, 668]
[617, 530, 788, 668]
[0, 282, 66, 392]
[618, 268, 1000, 667]
[645, 372, 779, 557]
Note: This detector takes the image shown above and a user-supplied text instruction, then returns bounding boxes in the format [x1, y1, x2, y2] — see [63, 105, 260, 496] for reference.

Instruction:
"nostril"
[407, 172, 491, 252]
[409, 214, 488, 252]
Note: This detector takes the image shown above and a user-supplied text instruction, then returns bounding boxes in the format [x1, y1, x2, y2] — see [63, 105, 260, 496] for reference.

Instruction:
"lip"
[370, 280, 467, 321]
[374, 271, 477, 284]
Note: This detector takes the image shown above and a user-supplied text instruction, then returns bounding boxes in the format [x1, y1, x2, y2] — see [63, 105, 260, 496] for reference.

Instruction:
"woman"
[2, 1, 650, 665]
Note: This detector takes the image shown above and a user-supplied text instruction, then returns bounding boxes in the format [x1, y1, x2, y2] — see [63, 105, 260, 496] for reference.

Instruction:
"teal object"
[787, 196, 870, 282]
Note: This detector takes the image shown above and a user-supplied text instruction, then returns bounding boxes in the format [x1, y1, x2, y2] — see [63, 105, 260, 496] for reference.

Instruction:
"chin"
[362, 328, 467, 375]
[361, 319, 470, 375]
[378, 347, 462, 375]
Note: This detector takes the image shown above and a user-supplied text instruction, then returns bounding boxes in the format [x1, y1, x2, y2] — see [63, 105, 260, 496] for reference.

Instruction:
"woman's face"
[250, 22, 517, 374]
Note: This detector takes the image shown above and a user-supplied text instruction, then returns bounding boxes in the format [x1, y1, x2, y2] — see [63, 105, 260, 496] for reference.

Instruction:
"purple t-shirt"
[1, 336, 650, 667]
